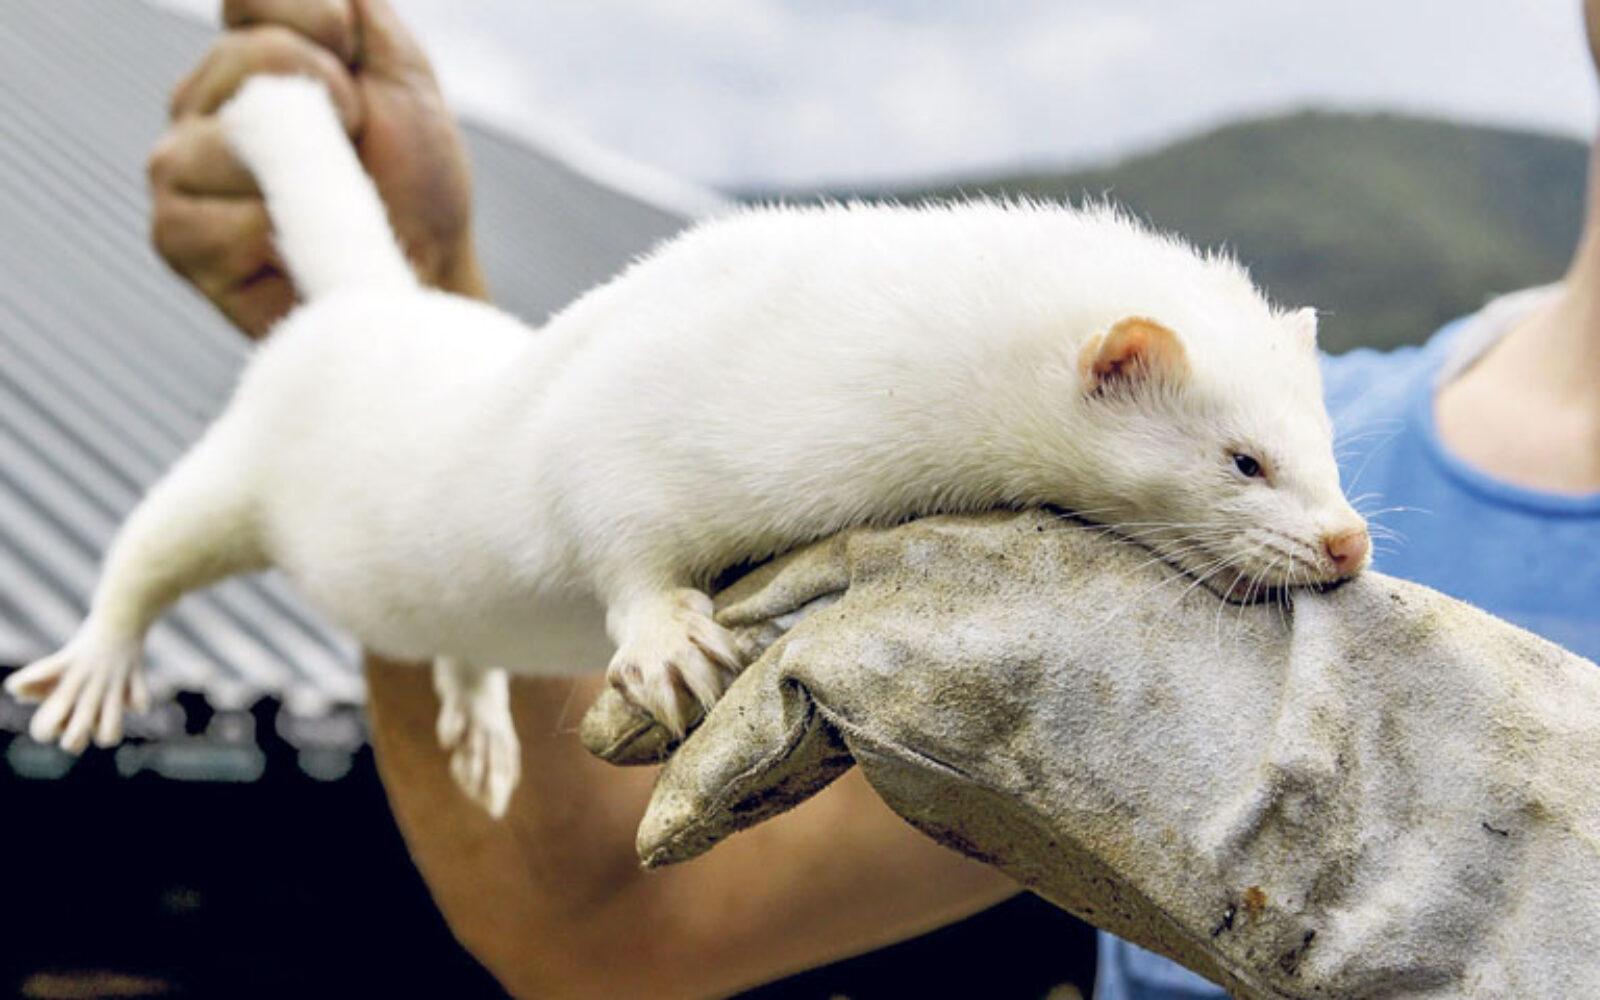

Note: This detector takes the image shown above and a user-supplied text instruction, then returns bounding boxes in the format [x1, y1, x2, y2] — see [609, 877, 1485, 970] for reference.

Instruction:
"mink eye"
[1231, 453, 1263, 479]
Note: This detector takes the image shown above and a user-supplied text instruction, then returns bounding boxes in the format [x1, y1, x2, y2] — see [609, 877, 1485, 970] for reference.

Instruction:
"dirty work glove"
[582, 511, 1600, 999]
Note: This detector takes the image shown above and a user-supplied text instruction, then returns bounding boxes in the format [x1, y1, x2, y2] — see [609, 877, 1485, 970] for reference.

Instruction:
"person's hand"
[596, 510, 1600, 998]
[148, 0, 484, 337]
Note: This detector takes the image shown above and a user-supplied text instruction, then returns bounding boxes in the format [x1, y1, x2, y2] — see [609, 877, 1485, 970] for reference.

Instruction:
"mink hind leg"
[601, 575, 745, 737]
[5, 422, 267, 752]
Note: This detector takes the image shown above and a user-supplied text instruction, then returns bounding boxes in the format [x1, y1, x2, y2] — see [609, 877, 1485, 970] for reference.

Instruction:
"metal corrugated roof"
[0, 0, 700, 747]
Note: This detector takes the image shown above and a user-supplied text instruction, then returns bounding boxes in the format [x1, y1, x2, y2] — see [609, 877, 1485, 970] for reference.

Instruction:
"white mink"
[5, 77, 1369, 818]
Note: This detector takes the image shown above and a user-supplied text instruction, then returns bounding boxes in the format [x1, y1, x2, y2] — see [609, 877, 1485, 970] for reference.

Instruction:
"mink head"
[1055, 306, 1369, 597]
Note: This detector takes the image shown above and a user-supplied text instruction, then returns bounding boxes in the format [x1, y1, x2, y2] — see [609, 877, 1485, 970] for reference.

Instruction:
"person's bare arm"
[148, 3, 1015, 995]
[369, 666, 1013, 997]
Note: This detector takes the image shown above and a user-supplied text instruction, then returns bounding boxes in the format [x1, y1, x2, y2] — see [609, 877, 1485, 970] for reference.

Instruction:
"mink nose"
[1322, 527, 1371, 576]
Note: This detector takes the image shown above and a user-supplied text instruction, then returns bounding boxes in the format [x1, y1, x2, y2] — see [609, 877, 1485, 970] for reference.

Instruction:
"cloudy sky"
[155, 1, 1597, 192]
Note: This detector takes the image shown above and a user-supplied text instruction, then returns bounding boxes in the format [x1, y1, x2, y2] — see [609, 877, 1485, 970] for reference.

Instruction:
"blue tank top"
[1097, 289, 1600, 999]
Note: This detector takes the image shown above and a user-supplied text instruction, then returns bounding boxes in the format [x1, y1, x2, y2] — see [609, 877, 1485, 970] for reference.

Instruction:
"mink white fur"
[5, 77, 1368, 817]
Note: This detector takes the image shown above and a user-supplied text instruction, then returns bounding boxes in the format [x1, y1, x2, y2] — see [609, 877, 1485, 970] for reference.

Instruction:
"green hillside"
[774, 113, 1589, 354]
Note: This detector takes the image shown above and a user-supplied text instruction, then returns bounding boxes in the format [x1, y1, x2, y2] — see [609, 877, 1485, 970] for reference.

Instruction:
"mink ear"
[1288, 307, 1318, 347]
[1078, 316, 1189, 394]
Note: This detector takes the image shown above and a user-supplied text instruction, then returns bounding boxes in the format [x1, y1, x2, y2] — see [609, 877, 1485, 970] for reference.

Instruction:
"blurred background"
[0, 1, 1591, 996]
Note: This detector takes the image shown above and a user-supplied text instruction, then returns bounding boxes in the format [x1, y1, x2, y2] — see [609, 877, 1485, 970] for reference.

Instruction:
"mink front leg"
[432, 658, 521, 819]
[603, 585, 743, 736]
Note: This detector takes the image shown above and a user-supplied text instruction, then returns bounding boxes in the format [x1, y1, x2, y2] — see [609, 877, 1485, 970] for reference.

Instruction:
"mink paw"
[5, 633, 149, 754]
[606, 589, 743, 737]
[433, 661, 520, 819]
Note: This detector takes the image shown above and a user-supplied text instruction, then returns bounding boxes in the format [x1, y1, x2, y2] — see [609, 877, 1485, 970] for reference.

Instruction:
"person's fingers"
[222, 0, 356, 65]
[150, 190, 275, 299]
[169, 24, 362, 131]
[147, 116, 258, 198]
[352, 0, 434, 80]
[219, 266, 297, 340]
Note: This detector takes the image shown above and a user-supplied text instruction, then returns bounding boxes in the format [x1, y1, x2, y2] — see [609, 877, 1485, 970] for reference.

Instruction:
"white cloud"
[144, 0, 1598, 189]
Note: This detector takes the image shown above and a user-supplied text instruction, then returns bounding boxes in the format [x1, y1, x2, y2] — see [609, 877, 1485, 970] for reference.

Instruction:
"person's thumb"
[352, 0, 433, 79]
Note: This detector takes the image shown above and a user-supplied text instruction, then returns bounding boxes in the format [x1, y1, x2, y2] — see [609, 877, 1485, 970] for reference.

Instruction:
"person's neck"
[1432, 140, 1600, 495]
[1509, 202, 1600, 399]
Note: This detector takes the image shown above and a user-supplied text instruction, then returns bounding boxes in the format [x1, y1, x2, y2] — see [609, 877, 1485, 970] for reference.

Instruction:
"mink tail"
[218, 74, 415, 300]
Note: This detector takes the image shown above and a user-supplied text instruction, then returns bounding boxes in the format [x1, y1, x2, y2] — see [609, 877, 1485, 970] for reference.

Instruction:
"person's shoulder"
[1319, 330, 1446, 423]
[1320, 286, 1560, 420]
